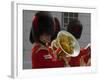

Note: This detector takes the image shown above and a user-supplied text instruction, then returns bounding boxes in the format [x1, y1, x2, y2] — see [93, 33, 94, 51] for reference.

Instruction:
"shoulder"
[79, 46, 91, 57]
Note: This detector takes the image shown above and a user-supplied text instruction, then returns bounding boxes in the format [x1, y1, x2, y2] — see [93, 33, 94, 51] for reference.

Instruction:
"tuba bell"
[51, 30, 80, 57]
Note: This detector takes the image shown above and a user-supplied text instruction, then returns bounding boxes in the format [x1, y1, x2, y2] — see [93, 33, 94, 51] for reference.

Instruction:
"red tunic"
[69, 47, 91, 67]
[32, 43, 64, 69]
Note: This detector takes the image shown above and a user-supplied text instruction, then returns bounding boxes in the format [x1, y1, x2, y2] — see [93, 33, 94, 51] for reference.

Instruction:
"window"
[62, 12, 78, 28]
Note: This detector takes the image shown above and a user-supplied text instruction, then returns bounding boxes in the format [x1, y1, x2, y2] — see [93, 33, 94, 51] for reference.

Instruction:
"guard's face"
[40, 33, 51, 43]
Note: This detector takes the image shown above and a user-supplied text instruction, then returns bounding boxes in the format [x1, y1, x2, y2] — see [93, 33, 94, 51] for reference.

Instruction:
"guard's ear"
[29, 27, 34, 44]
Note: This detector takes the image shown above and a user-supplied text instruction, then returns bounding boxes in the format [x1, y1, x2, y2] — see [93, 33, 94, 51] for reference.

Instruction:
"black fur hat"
[29, 26, 34, 44]
[29, 11, 54, 44]
[51, 17, 61, 40]
[67, 19, 83, 39]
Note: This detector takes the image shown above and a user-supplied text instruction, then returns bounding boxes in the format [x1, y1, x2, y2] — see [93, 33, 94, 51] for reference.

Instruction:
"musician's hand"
[57, 52, 71, 67]
[57, 52, 66, 60]
[80, 56, 86, 66]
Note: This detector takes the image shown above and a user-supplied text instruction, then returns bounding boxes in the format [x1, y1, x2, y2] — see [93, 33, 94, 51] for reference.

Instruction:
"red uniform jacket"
[69, 47, 91, 67]
[32, 43, 64, 69]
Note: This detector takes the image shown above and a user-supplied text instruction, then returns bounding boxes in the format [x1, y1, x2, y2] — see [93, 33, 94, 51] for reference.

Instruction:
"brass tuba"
[51, 30, 80, 57]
